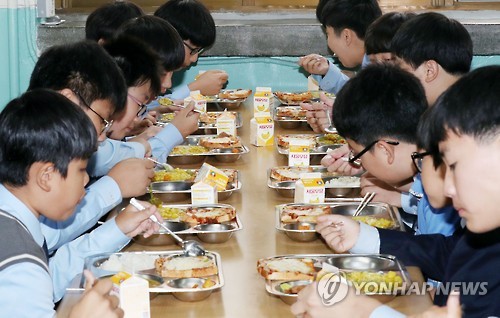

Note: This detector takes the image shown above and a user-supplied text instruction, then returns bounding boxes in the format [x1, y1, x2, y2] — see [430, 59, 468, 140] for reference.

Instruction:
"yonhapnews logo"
[316, 272, 349, 306]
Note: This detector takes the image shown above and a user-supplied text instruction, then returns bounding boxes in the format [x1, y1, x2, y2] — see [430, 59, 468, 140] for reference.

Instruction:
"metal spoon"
[130, 198, 206, 257]
[353, 192, 376, 217]
[147, 157, 174, 172]
[324, 108, 336, 133]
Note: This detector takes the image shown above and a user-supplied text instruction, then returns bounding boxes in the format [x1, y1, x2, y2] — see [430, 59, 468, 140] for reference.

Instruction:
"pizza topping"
[164, 255, 214, 271]
[267, 259, 315, 274]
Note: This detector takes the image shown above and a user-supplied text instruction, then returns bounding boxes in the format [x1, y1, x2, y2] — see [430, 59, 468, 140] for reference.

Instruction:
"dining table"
[57, 96, 433, 317]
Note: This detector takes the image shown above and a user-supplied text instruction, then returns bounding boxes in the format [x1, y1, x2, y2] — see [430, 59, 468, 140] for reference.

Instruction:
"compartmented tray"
[79, 251, 224, 297]
[135, 204, 242, 245]
[275, 201, 404, 242]
[273, 91, 334, 106]
[272, 106, 308, 129]
[260, 254, 411, 304]
[150, 169, 241, 202]
[168, 135, 249, 164]
[159, 112, 242, 132]
[267, 166, 361, 198]
[205, 89, 252, 109]
[276, 133, 346, 156]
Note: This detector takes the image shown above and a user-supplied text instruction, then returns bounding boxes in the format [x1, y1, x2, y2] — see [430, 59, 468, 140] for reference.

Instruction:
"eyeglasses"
[411, 151, 431, 173]
[183, 41, 205, 56]
[74, 91, 113, 135]
[348, 140, 400, 166]
[127, 93, 148, 118]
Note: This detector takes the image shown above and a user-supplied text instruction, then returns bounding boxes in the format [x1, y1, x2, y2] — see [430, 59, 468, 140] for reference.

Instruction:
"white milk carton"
[288, 138, 311, 166]
[253, 87, 273, 115]
[294, 172, 325, 204]
[216, 110, 236, 136]
[250, 115, 274, 147]
[307, 75, 320, 91]
[184, 90, 207, 113]
[110, 272, 150, 318]
[194, 162, 229, 191]
[191, 181, 218, 204]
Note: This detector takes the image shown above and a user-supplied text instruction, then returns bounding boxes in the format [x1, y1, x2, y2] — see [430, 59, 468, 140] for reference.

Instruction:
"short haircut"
[28, 41, 127, 115]
[365, 12, 416, 55]
[333, 63, 427, 146]
[104, 35, 163, 96]
[117, 15, 184, 72]
[419, 66, 500, 166]
[85, 1, 144, 42]
[316, 0, 331, 22]
[154, 0, 216, 48]
[0, 89, 97, 186]
[320, 0, 382, 40]
[391, 12, 472, 76]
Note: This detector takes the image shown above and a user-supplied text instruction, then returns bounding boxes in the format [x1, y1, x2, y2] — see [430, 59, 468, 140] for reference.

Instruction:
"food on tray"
[200, 132, 242, 149]
[158, 206, 236, 225]
[352, 216, 395, 229]
[324, 176, 360, 188]
[170, 145, 209, 155]
[279, 282, 310, 294]
[344, 271, 403, 293]
[276, 106, 307, 119]
[317, 133, 346, 145]
[158, 97, 174, 106]
[199, 112, 238, 125]
[257, 257, 317, 280]
[281, 205, 331, 223]
[218, 89, 252, 100]
[160, 113, 175, 122]
[153, 169, 197, 182]
[274, 91, 314, 104]
[277, 135, 317, 149]
[100, 253, 157, 272]
[270, 167, 314, 182]
[155, 255, 218, 278]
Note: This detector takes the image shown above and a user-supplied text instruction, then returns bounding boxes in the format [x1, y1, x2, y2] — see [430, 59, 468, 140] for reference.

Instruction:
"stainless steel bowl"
[150, 181, 192, 202]
[277, 121, 302, 129]
[168, 278, 214, 301]
[194, 223, 235, 243]
[282, 222, 318, 242]
[314, 144, 342, 153]
[274, 181, 296, 198]
[212, 148, 242, 163]
[134, 221, 189, 246]
[215, 100, 243, 109]
[324, 255, 397, 271]
[324, 178, 361, 197]
[168, 155, 207, 165]
[330, 204, 384, 217]
[275, 280, 312, 305]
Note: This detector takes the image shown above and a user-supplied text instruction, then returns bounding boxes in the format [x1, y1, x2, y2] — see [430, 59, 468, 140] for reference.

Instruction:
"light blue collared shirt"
[147, 84, 191, 112]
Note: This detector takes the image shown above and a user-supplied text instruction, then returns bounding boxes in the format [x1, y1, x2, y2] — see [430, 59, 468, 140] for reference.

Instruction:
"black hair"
[103, 35, 163, 97]
[316, 0, 331, 22]
[419, 66, 500, 166]
[391, 12, 472, 76]
[333, 63, 427, 146]
[320, 0, 382, 40]
[365, 12, 416, 55]
[117, 15, 184, 72]
[0, 89, 97, 186]
[28, 41, 127, 115]
[85, 1, 144, 42]
[154, 0, 216, 48]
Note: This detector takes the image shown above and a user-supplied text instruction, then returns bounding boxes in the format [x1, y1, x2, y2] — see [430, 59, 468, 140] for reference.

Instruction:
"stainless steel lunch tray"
[79, 250, 224, 294]
[262, 253, 410, 303]
[273, 91, 317, 106]
[158, 112, 242, 132]
[150, 169, 241, 202]
[275, 201, 405, 239]
[168, 135, 249, 164]
[272, 106, 308, 129]
[276, 133, 345, 155]
[267, 166, 361, 198]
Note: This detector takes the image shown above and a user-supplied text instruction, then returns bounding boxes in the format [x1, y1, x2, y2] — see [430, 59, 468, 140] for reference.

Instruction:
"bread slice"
[219, 89, 252, 100]
[156, 255, 218, 278]
[186, 206, 236, 225]
[257, 258, 316, 280]
[281, 205, 331, 223]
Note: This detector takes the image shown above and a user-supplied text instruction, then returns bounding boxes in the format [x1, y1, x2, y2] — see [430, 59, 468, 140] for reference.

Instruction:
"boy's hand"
[128, 126, 162, 157]
[170, 102, 200, 138]
[360, 174, 403, 207]
[298, 54, 330, 76]
[316, 215, 360, 253]
[409, 291, 462, 318]
[116, 200, 163, 238]
[300, 92, 334, 133]
[291, 281, 381, 318]
[189, 70, 228, 96]
[108, 158, 155, 198]
[320, 144, 365, 175]
[70, 270, 123, 318]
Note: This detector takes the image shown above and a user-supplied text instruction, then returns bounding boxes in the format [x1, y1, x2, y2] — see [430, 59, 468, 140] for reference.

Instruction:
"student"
[0, 89, 159, 317]
[299, 0, 381, 95]
[85, 0, 143, 44]
[294, 65, 500, 318]
[154, 0, 228, 98]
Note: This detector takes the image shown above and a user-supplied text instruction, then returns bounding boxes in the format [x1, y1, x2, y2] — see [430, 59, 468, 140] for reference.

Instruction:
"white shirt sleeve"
[370, 305, 406, 318]
[349, 222, 381, 254]
[87, 139, 145, 177]
[312, 61, 351, 95]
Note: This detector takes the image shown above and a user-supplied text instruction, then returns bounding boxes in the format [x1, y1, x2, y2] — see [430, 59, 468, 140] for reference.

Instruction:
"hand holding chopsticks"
[353, 192, 376, 217]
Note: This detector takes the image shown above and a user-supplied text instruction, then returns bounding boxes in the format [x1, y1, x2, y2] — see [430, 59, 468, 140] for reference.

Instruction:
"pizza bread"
[281, 205, 331, 223]
[219, 89, 252, 100]
[270, 167, 313, 182]
[155, 255, 218, 278]
[276, 107, 307, 118]
[257, 258, 316, 280]
[277, 135, 317, 149]
[200, 132, 242, 149]
[274, 91, 314, 104]
[184, 206, 236, 225]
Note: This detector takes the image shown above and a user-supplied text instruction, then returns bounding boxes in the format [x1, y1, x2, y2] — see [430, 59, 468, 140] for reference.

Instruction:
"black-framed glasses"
[127, 93, 148, 118]
[74, 91, 113, 135]
[183, 41, 205, 56]
[348, 140, 400, 166]
[411, 151, 431, 173]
